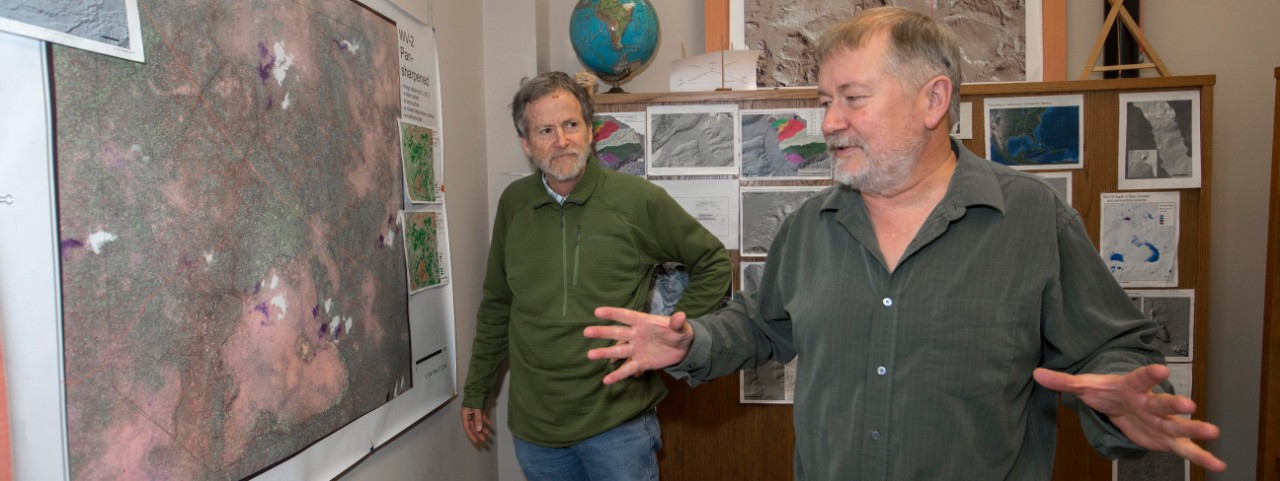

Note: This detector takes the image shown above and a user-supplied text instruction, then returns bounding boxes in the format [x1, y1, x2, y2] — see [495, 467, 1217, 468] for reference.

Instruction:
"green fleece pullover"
[462, 155, 731, 446]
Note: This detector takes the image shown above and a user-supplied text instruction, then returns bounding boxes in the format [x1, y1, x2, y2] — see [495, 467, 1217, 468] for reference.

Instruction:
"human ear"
[921, 75, 952, 130]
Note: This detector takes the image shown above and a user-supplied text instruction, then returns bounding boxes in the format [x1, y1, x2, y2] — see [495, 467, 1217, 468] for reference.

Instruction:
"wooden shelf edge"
[592, 75, 1219, 105]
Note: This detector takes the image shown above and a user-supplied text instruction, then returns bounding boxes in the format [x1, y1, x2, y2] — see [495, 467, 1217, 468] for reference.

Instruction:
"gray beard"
[534, 152, 587, 182]
[829, 134, 922, 196]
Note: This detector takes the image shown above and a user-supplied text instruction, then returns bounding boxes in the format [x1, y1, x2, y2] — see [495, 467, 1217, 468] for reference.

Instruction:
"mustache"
[825, 133, 863, 151]
[551, 147, 586, 158]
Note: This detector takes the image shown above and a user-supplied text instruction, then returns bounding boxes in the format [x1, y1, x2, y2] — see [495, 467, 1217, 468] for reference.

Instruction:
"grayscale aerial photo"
[745, 0, 1029, 86]
[1, 0, 131, 47]
[741, 188, 824, 256]
[650, 111, 736, 171]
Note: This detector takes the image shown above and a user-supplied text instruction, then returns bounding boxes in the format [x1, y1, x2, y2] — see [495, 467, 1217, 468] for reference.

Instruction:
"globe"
[569, 0, 660, 93]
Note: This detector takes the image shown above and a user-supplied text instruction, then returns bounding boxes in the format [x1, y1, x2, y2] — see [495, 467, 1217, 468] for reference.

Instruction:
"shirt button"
[882, 297, 893, 307]
[871, 430, 881, 440]
[877, 366, 887, 375]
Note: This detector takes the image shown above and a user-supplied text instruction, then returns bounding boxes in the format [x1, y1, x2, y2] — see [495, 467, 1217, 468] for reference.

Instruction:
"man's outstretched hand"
[1033, 364, 1225, 472]
[584, 307, 695, 385]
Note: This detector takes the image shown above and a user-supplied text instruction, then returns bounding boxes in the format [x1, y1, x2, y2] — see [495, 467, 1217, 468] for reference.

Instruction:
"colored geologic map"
[51, 1, 410, 479]
[740, 109, 830, 178]
[593, 112, 645, 176]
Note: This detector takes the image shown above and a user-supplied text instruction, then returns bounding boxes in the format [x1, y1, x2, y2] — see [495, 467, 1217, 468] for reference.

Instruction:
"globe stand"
[599, 70, 633, 94]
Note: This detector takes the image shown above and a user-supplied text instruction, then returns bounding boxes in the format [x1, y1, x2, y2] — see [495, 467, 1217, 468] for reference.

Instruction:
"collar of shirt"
[541, 174, 567, 204]
[532, 154, 604, 210]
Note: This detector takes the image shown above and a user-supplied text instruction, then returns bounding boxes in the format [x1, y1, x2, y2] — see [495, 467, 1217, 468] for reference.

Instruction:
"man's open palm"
[1033, 364, 1225, 472]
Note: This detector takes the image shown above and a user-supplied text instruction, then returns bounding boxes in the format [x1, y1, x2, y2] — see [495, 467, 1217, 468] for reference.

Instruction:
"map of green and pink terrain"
[52, 1, 411, 479]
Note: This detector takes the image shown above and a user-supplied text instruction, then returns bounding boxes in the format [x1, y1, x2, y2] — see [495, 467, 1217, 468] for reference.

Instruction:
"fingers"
[586, 342, 633, 361]
[668, 311, 686, 332]
[602, 359, 643, 385]
[1170, 438, 1228, 472]
[1155, 410, 1220, 441]
[583, 324, 630, 342]
[464, 425, 486, 444]
[1145, 392, 1197, 417]
[1032, 367, 1079, 393]
[1123, 363, 1169, 393]
[461, 408, 492, 445]
[1037, 366, 1226, 473]
[462, 410, 480, 443]
[594, 306, 653, 325]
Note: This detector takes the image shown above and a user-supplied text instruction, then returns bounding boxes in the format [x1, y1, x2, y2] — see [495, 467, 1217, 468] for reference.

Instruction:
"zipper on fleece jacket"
[560, 209, 567, 316]
[573, 224, 581, 287]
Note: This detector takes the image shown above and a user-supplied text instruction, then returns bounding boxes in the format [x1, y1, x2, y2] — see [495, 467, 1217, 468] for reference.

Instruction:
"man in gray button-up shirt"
[584, 6, 1225, 481]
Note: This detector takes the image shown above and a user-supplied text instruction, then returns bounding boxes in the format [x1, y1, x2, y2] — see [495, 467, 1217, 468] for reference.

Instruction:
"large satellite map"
[51, 0, 410, 479]
[744, 0, 1032, 87]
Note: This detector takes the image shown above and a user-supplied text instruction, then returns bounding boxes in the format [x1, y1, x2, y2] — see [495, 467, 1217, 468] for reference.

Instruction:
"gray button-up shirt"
[669, 140, 1166, 481]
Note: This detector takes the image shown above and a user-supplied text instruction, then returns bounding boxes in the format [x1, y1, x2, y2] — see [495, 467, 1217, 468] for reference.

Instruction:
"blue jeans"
[512, 408, 662, 481]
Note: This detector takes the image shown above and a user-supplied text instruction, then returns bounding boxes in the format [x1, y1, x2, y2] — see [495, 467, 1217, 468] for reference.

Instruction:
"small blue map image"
[1102, 195, 1178, 286]
[988, 106, 1080, 167]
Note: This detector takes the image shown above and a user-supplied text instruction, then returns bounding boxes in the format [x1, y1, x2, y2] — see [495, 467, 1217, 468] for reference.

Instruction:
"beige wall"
[339, 0, 495, 479]
[1081, 3, 1280, 479]
[348, 1, 1280, 480]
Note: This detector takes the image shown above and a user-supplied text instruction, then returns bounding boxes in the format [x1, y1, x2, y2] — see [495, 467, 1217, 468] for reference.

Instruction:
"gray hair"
[510, 71, 594, 138]
[814, 7, 963, 124]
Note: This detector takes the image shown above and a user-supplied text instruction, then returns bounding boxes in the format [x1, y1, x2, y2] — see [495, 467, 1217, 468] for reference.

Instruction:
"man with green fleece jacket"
[460, 71, 730, 481]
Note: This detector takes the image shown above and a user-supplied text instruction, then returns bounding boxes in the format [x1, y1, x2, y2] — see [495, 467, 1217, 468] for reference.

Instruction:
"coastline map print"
[50, 0, 412, 479]
[985, 94, 1083, 170]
